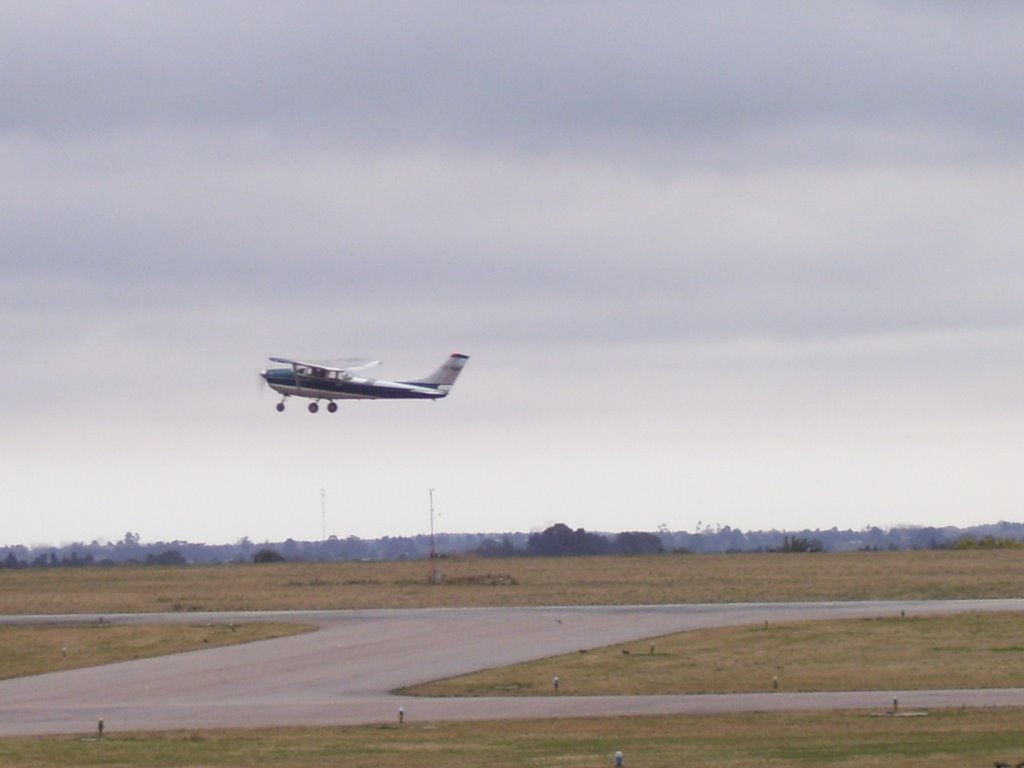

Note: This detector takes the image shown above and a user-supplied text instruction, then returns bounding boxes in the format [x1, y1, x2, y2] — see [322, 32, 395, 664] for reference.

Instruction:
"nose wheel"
[276, 401, 286, 412]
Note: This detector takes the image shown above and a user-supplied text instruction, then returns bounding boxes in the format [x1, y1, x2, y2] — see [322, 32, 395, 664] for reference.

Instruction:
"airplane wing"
[268, 357, 382, 374]
[327, 358, 382, 372]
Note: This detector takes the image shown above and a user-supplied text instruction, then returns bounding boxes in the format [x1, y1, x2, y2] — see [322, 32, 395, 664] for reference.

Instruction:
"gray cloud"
[4, 3, 1022, 159]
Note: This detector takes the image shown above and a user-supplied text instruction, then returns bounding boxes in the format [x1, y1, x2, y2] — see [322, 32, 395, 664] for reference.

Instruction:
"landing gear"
[276, 402, 286, 412]
[308, 402, 319, 413]
[327, 401, 338, 413]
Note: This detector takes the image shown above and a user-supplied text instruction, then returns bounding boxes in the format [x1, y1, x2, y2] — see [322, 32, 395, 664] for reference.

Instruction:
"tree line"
[3, 520, 1024, 568]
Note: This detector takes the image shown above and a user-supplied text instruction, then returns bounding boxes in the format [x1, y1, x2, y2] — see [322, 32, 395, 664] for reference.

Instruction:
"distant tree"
[145, 550, 187, 566]
[2, 552, 23, 569]
[253, 548, 285, 563]
[613, 531, 664, 555]
[776, 535, 824, 553]
[526, 523, 610, 557]
[476, 537, 517, 558]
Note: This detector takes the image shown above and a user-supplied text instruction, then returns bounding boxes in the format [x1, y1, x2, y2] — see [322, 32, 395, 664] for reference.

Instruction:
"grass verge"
[0, 622, 315, 680]
[2, 709, 1024, 767]
[400, 611, 1024, 696]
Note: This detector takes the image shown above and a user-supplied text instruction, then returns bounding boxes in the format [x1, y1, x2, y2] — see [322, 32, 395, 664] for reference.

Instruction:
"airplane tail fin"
[412, 353, 469, 394]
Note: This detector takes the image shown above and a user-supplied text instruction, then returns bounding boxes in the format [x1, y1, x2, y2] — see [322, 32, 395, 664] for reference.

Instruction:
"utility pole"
[428, 488, 437, 582]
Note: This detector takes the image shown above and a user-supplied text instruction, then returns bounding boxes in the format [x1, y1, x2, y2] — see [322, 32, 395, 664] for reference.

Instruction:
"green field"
[1, 710, 1023, 768]
[402, 611, 1024, 696]
[0, 622, 314, 681]
[4, 551, 1024, 767]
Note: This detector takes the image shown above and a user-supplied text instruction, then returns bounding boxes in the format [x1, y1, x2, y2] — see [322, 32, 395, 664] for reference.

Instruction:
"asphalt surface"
[3, 599, 1024, 736]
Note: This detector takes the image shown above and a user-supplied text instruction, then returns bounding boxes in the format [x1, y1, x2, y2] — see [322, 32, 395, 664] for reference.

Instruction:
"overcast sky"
[3, 2, 1023, 547]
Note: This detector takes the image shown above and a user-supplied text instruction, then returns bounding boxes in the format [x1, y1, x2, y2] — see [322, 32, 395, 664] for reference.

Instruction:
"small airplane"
[261, 352, 469, 412]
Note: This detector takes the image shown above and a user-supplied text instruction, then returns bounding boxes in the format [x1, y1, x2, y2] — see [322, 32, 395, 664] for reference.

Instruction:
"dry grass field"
[2, 549, 1023, 614]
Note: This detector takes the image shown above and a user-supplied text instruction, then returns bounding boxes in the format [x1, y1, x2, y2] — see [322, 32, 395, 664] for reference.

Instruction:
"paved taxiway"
[3, 600, 1024, 736]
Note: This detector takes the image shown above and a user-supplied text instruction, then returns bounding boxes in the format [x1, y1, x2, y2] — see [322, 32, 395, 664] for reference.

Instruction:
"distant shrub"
[951, 535, 1024, 550]
[253, 548, 286, 563]
[775, 535, 824, 553]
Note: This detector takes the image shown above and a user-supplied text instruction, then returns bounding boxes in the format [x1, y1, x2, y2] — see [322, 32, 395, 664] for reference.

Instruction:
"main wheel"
[327, 401, 338, 413]
[308, 402, 319, 413]
[276, 402, 285, 412]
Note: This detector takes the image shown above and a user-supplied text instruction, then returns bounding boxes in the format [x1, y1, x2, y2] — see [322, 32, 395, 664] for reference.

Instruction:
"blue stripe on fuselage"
[262, 368, 442, 399]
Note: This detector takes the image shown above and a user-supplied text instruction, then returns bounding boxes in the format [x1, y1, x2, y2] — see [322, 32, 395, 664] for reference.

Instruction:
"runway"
[2, 599, 1024, 736]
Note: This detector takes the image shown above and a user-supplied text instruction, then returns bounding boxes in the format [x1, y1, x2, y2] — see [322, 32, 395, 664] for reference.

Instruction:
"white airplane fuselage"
[261, 352, 469, 411]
